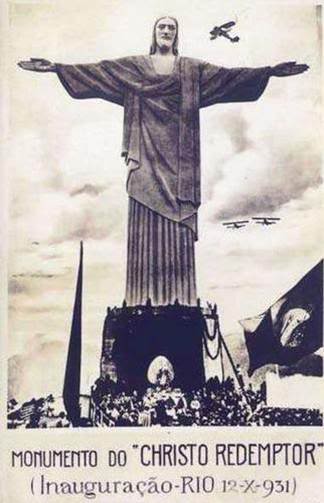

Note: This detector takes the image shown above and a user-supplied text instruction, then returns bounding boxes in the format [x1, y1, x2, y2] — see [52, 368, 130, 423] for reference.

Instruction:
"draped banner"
[241, 260, 323, 376]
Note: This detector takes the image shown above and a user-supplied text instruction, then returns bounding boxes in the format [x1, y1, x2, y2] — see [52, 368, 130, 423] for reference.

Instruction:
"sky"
[4, 0, 322, 401]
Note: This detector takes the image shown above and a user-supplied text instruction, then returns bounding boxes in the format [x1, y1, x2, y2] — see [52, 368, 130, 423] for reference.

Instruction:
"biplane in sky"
[210, 21, 240, 43]
[222, 220, 249, 229]
[252, 217, 281, 226]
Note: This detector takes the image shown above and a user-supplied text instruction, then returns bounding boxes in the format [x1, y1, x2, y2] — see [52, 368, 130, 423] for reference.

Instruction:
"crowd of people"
[90, 376, 323, 427]
[8, 376, 323, 428]
[7, 395, 71, 429]
[256, 407, 323, 426]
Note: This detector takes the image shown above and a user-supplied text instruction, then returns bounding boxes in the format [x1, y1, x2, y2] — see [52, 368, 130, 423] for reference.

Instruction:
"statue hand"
[271, 61, 309, 77]
[17, 58, 56, 72]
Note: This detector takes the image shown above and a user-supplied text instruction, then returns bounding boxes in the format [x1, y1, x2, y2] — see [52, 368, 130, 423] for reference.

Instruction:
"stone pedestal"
[100, 302, 209, 391]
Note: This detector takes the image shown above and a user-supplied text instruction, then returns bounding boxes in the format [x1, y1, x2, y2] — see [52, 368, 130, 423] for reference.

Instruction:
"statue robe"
[56, 56, 271, 305]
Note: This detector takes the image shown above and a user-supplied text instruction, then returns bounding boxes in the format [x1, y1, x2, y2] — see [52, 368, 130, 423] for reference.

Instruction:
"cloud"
[203, 92, 321, 221]
[48, 183, 126, 245]
[218, 112, 251, 154]
[8, 331, 101, 403]
[8, 335, 67, 402]
[210, 281, 265, 290]
[8, 279, 29, 295]
[40, 252, 63, 260]
[12, 272, 56, 279]
[21, 305, 66, 314]
[197, 185, 323, 334]
[49, 203, 119, 243]
[70, 184, 106, 197]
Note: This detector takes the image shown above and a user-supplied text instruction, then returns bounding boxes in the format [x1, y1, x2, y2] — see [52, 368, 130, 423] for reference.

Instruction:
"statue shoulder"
[101, 55, 144, 66]
[180, 56, 211, 70]
[99, 55, 150, 76]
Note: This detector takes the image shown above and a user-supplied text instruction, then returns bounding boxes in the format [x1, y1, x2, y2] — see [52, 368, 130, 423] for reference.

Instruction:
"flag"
[241, 260, 323, 376]
[63, 241, 83, 425]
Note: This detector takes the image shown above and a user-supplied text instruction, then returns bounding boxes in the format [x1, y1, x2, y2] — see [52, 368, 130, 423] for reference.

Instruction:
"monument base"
[100, 302, 209, 391]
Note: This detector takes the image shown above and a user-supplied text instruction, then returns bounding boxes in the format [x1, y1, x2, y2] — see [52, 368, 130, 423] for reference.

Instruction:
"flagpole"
[63, 241, 83, 426]
[217, 319, 254, 408]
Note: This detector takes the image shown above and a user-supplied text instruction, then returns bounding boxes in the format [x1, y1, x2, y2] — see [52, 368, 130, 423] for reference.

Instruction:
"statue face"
[155, 17, 177, 52]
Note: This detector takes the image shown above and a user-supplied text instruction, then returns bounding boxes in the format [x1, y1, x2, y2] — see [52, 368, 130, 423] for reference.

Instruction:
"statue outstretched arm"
[199, 60, 309, 108]
[18, 58, 57, 72]
[18, 58, 124, 105]
[271, 61, 309, 77]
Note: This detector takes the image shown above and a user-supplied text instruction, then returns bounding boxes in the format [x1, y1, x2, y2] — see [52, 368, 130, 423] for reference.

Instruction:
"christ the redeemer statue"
[19, 16, 308, 306]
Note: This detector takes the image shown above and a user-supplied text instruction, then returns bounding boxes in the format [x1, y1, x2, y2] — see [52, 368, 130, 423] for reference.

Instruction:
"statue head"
[150, 16, 179, 55]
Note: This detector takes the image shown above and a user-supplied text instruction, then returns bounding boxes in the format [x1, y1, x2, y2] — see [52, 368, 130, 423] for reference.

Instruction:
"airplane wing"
[220, 21, 235, 30]
[253, 217, 280, 220]
[223, 220, 248, 225]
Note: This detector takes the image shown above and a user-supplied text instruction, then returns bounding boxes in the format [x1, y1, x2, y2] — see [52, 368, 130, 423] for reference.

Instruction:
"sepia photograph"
[1, 1, 323, 500]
